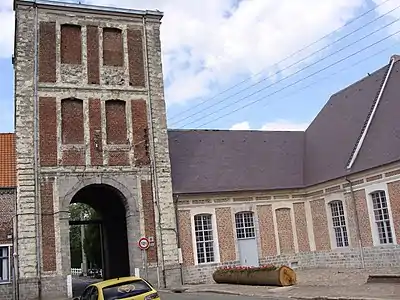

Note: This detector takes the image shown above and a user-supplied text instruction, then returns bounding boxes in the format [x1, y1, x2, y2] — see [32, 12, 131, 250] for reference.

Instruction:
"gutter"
[345, 177, 365, 269]
[33, 2, 43, 298]
[346, 55, 396, 169]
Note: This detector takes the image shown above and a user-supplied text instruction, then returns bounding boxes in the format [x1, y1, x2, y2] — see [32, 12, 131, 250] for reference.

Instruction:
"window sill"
[195, 261, 220, 267]
[0, 281, 11, 285]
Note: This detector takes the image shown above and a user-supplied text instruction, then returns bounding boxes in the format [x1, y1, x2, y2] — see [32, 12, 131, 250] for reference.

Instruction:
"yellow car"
[74, 276, 161, 300]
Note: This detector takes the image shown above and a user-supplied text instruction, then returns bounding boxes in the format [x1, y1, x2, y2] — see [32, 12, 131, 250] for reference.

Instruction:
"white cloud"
[230, 119, 309, 131]
[0, 0, 14, 59]
[90, 0, 366, 105]
[260, 119, 309, 131]
[230, 121, 250, 130]
[1, 0, 398, 105]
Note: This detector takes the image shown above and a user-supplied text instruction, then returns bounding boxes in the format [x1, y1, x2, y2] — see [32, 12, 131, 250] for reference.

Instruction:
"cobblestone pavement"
[175, 267, 400, 299]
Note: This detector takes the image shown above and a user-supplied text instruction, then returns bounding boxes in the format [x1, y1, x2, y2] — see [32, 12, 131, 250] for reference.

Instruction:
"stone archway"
[70, 183, 130, 280]
[58, 176, 142, 282]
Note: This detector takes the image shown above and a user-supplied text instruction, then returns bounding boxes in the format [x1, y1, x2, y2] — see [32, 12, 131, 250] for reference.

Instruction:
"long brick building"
[1, 0, 400, 299]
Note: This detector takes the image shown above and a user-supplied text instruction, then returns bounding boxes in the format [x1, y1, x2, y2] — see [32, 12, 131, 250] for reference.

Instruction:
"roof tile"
[0, 133, 16, 188]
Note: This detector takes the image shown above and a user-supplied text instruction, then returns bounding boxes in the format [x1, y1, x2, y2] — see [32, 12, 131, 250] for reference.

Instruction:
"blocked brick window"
[103, 27, 123, 66]
[329, 201, 349, 247]
[61, 98, 84, 144]
[61, 24, 82, 64]
[0, 245, 10, 282]
[371, 190, 393, 244]
[194, 214, 215, 264]
[105, 100, 127, 144]
[235, 211, 256, 239]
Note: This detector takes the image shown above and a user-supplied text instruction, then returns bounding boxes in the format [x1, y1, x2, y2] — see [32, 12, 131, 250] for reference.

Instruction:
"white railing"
[71, 268, 82, 276]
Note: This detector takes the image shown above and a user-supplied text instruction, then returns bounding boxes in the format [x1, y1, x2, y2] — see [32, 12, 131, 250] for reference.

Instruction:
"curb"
[289, 297, 389, 300]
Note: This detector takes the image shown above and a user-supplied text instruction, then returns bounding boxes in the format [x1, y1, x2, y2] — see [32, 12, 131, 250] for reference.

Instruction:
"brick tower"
[13, 0, 180, 299]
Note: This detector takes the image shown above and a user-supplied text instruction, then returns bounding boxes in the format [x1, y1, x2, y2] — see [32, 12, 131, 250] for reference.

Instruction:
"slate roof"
[170, 58, 400, 194]
[0, 133, 16, 188]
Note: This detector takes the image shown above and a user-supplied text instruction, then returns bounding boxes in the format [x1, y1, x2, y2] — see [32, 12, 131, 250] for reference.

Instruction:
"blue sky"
[0, 0, 400, 133]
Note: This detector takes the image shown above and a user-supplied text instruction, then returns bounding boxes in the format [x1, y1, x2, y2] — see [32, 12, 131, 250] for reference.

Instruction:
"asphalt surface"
[73, 278, 284, 299]
[159, 292, 283, 299]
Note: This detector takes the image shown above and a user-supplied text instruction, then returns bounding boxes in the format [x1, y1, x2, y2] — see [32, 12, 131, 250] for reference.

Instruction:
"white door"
[235, 212, 259, 267]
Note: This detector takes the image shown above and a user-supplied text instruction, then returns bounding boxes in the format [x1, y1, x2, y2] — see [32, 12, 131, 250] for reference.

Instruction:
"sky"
[1, 0, 400, 133]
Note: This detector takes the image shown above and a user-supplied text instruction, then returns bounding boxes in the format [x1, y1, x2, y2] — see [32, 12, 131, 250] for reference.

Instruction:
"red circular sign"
[138, 237, 150, 250]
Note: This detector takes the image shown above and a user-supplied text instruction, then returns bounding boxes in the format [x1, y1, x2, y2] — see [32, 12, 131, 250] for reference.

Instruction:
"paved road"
[159, 292, 283, 299]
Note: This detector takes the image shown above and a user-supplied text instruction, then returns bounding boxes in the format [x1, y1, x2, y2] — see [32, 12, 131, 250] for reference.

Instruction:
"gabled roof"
[0, 133, 16, 188]
[168, 130, 304, 194]
[169, 57, 400, 194]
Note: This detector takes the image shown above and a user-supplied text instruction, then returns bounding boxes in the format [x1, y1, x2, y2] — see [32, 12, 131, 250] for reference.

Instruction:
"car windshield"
[102, 279, 152, 300]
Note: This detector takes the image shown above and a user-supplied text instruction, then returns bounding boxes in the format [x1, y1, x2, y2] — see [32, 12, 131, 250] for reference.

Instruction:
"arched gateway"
[13, 1, 180, 299]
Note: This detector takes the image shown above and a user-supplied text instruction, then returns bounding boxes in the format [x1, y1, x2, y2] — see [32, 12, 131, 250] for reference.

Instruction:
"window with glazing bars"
[0, 246, 10, 282]
[329, 201, 349, 247]
[194, 214, 215, 263]
[235, 212, 256, 239]
[371, 191, 393, 244]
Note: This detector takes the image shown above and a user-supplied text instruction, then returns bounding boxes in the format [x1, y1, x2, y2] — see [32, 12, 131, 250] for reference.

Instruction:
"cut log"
[212, 266, 296, 286]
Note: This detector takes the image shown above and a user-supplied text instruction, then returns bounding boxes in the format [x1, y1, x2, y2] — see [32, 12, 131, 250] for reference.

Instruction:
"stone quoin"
[0, 0, 400, 300]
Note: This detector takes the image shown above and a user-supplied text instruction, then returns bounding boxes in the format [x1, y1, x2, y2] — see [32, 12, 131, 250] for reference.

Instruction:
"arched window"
[194, 214, 214, 264]
[329, 200, 349, 247]
[235, 211, 255, 239]
[371, 190, 393, 244]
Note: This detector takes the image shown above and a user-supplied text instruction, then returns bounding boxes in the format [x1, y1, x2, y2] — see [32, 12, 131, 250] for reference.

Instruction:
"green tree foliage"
[69, 203, 102, 269]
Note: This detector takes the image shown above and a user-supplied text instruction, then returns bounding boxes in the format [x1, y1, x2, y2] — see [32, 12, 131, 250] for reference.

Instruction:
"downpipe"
[142, 16, 166, 288]
[33, 2, 43, 297]
[345, 177, 365, 269]
[173, 195, 184, 286]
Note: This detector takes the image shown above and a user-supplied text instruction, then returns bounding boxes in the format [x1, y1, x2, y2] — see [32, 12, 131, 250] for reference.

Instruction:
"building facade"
[0, 1, 399, 300]
[12, 0, 180, 299]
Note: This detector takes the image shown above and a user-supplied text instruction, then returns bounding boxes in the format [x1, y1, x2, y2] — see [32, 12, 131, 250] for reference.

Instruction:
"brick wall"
[388, 180, 400, 244]
[276, 208, 295, 254]
[103, 28, 123, 66]
[89, 99, 103, 165]
[106, 100, 127, 144]
[87, 26, 100, 84]
[353, 189, 373, 247]
[256, 205, 276, 256]
[0, 189, 15, 244]
[39, 21, 56, 82]
[61, 98, 84, 144]
[40, 179, 56, 272]
[39, 97, 57, 167]
[141, 180, 157, 263]
[132, 99, 150, 166]
[215, 207, 235, 263]
[61, 24, 82, 65]
[127, 29, 145, 87]
[177, 210, 194, 266]
[293, 202, 310, 252]
[310, 199, 330, 250]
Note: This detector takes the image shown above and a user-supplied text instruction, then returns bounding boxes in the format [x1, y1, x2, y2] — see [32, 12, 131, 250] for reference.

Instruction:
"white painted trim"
[190, 207, 220, 266]
[0, 244, 12, 284]
[304, 201, 316, 251]
[272, 202, 298, 253]
[364, 182, 397, 246]
[347, 56, 395, 169]
[324, 193, 351, 249]
[272, 206, 280, 255]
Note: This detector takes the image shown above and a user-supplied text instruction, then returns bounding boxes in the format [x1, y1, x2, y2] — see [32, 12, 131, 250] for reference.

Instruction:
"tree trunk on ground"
[213, 266, 296, 286]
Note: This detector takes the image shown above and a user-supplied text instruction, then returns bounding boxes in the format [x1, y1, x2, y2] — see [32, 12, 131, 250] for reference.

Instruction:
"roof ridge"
[346, 56, 399, 170]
